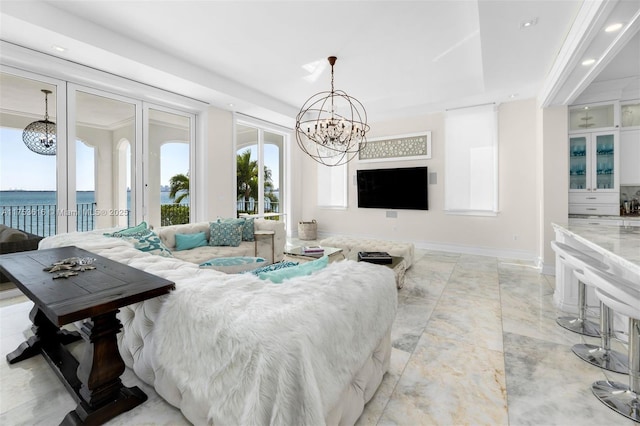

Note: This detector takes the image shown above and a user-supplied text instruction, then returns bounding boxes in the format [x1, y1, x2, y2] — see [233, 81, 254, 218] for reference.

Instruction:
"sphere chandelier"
[295, 56, 369, 167]
[23, 89, 56, 156]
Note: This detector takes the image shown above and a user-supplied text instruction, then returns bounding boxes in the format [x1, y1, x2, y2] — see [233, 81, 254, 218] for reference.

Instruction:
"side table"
[0, 246, 175, 425]
[254, 230, 275, 263]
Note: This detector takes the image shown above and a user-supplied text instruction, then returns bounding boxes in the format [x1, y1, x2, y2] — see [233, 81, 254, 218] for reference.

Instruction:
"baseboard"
[315, 231, 539, 266]
[540, 261, 556, 276]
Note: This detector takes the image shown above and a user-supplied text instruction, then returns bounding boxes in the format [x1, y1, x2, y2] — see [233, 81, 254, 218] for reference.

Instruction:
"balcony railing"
[0, 203, 130, 237]
[1, 201, 282, 237]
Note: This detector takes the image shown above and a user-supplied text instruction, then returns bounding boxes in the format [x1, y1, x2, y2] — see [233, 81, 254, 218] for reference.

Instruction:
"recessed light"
[520, 18, 538, 29]
[228, 103, 234, 108]
[582, 58, 596, 66]
[509, 93, 519, 99]
[51, 45, 67, 53]
[605, 23, 623, 32]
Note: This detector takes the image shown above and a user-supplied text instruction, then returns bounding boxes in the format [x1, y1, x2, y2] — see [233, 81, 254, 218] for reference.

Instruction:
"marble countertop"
[552, 222, 640, 278]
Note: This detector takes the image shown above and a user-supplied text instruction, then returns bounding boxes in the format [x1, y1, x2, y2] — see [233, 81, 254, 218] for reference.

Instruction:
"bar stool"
[583, 267, 640, 423]
[550, 241, 609, 337]
[571, 269, 628, 374]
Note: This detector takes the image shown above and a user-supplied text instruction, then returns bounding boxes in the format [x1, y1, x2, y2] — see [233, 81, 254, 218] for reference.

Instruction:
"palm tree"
[236, 149, 278, 213]
[168, 173, 189, 204]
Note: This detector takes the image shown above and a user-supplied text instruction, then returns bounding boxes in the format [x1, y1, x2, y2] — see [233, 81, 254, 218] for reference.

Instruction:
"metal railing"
[0, 203, 131, 237]
[236, 199, 280, 215]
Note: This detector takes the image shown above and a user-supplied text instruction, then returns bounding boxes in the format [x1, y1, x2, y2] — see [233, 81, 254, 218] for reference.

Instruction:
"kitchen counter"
[551, 223, 639, 333]
[553, 222, 640, 277]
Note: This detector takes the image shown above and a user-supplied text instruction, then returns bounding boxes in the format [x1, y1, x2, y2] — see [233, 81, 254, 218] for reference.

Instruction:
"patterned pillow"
[241, 217, 255, 241]
[200, 256, 266, 273]
[209, 220, 243, 247]
[246, 261, 299, 275]
[258, 256, 328, 283]
[222, 217, 254, 242]
[130, 229, 174, 257]
[107, 226, 173, 257]
[104, 221, 148, 237]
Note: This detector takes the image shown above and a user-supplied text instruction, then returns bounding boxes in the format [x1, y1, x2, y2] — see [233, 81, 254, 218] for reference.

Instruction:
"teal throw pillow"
[107, 227, 173, 257]
[246, 261, 299, 275]
[131, 229, 173, 257]
[200, 256, 266, 273]
[104, 221, 148, 237]
[258, 255, 329, 284]
[222, 217, 254, 242]
[175, 232, 207, 251]
[241, 217, 255, 241]
[209, 220, 243, 247]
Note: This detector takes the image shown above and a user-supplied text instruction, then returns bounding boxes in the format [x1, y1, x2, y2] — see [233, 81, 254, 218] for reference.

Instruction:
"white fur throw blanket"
[40, 230, 397, 425]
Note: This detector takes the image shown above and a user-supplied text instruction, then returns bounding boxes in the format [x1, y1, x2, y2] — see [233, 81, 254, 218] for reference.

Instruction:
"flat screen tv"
[357, 166, 428, 210]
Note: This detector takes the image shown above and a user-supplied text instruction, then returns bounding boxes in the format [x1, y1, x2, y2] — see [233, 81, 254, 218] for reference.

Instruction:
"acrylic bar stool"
[571, 269, 628, 374]
[550, 241, 609, 337]
[583, 267, 640, 423]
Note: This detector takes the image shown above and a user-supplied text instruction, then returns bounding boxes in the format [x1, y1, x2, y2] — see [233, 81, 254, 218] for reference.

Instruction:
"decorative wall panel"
[359, 131, 431, 161]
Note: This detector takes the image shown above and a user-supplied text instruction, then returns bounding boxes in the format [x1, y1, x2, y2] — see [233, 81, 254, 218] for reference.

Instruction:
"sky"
[1, 127, 190, 191]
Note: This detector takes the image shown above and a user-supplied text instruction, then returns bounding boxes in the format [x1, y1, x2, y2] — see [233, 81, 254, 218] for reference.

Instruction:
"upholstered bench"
[318, 236, 415, 269]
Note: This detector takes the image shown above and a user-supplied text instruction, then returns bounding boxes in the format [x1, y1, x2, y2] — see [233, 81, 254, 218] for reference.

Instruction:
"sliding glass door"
[146, 107, 193, 228]
[236, 120, 285, 219]
[1, 66, 197, 237]
[71, 86, 140, 231]
[0, 71, 63, 236]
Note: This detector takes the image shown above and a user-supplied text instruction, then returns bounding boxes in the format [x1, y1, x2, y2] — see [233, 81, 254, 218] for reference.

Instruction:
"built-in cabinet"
[568, 101, 622, 216]
[568, 131, 619, 215]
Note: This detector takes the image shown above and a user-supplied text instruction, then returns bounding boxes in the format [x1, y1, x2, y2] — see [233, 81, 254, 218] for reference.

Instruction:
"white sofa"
[39, 227, 397, 425]
[157, 218, 286, 264]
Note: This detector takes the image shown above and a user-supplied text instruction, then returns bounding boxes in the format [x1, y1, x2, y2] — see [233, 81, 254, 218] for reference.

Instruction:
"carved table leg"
[62, 310, 146, 425]
[6, 305, 81, 364]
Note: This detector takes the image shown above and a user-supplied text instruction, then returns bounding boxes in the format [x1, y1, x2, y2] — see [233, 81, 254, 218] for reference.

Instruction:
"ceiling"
[1, 0, 639, 129]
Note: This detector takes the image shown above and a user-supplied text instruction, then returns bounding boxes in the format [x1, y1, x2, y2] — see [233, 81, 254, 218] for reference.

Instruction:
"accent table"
[0, 246, 175, 425]
[283, 246, 345, 263]
[254, 230, 275, 263]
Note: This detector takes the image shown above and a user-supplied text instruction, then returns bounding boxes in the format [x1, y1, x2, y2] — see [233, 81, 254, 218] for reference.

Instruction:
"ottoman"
[319, 236, 415, 269]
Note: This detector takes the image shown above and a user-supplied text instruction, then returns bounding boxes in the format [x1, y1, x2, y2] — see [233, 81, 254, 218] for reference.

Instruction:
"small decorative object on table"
[302, 245, 324, 257]
[358, 251, 393, 264]
[43, 256, 96, 278]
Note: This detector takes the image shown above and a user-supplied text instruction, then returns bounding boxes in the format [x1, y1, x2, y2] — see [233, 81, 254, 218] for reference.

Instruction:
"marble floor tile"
[424, 287, 504, 352]
[391, 294, 438, 353]
[378, 332, 508, 426]
[503, 332, 635, 426]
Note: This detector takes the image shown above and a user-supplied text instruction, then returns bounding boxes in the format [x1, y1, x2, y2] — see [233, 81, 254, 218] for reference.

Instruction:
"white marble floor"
[0, 249, 634, 425]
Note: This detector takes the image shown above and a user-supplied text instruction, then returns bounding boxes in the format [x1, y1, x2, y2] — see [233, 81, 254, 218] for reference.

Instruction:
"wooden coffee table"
[0, 246, 175, 425]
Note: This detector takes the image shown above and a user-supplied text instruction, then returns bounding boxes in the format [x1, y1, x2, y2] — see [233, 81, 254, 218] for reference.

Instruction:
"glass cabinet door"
[569, 104, 615, 131]
[569, 136, 588, 190]
[594, 133, 614, 190]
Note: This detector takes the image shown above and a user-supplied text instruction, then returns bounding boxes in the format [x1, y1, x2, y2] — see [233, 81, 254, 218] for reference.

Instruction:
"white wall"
[538, 104, 569, 273]
[298, 99, 542, 260]
[204, 106, 235, 219]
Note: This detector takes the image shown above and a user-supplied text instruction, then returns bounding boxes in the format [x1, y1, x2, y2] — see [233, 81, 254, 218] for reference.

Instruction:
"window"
[317, 164, 348, 208]
[235, 118, 286, 220]
[444, 104, 498, 215]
